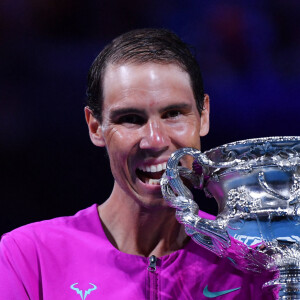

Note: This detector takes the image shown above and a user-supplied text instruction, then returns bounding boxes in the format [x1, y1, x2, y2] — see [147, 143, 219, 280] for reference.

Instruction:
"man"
[0, 28, 276, 299]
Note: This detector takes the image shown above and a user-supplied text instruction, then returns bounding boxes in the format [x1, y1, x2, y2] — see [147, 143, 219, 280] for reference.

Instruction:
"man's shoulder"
[1, 204, 100, 250]
[198, 209, 216, 220]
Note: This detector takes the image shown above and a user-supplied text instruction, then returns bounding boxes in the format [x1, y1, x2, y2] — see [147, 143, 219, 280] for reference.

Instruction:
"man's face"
[86, 63, 209, 208]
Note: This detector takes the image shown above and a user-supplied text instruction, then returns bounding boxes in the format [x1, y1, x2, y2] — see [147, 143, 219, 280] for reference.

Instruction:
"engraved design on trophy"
[161, 137, 300, 299]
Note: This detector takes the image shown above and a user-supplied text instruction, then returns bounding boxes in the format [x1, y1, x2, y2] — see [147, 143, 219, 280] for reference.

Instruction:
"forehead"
[102, 63, 195, 110]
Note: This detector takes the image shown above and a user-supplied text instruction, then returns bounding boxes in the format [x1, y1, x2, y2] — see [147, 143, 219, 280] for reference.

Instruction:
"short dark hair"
[86, 28, 205, 122]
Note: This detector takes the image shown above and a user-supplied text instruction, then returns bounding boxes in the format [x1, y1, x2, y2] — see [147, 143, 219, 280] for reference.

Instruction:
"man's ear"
[199, 94, 210, 137]
[84, 107, 106, 147]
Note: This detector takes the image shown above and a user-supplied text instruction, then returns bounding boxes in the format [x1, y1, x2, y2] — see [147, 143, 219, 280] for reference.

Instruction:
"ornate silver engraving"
[161, 136, 300, 299]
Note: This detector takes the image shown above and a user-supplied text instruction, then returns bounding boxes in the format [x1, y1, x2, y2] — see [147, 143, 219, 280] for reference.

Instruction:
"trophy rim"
[204, 136, 300, 155]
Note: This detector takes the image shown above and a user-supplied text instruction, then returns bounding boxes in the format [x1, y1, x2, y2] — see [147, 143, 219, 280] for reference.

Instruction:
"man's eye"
[117, 114, 145, 125]
[163, 110, 182, 119]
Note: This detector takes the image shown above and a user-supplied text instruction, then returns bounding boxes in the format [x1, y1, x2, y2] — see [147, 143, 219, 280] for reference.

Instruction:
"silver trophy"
[161, 137, 300, 299]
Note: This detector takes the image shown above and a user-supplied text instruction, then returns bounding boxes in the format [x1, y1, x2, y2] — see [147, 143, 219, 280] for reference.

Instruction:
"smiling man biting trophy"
[0, 28, 276, 299]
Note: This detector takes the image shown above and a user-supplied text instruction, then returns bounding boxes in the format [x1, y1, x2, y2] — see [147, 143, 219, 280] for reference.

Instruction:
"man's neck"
[98, 184, 189, 257]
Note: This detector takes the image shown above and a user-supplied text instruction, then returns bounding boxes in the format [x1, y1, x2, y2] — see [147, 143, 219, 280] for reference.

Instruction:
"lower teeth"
[146, 178, 160, 185]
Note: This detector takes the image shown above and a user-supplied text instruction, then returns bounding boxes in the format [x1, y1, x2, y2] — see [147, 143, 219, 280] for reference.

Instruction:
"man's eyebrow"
[159, 103, 191, 113]
[109, 108, 145, 119]
[109, 104, 191, 119]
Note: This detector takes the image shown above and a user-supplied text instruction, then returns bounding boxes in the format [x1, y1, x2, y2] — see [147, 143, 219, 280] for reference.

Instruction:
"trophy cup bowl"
[161, 137, 300, 299]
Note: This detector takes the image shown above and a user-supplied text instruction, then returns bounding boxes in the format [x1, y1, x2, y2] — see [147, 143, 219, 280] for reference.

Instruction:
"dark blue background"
[1, 0, 299, 234]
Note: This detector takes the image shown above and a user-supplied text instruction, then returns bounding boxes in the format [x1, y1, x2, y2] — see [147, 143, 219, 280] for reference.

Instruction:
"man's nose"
[139, 120, 170, 150]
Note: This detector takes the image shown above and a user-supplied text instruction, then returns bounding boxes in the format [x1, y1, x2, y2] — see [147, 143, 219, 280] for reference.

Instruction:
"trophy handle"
[164, 147, 240, 199]
[161, 147, 240, 256]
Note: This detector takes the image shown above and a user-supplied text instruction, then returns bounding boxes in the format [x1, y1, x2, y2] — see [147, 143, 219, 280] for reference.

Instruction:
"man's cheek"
[173, 122, 199, 137]
[104, 126, 124, 145]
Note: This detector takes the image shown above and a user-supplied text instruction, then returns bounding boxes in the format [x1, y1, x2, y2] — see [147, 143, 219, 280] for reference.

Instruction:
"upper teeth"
[138, 162, 167, 173]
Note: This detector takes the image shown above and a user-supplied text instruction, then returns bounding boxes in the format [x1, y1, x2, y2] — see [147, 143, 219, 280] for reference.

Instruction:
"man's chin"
[136, 199, 173, 211]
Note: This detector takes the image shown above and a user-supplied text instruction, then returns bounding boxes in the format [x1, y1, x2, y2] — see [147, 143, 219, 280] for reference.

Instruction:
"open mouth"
[136, 161, 183, 186]
[136, 162, 167, 185]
